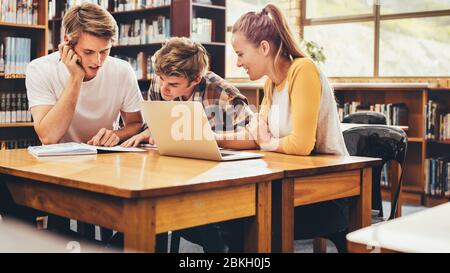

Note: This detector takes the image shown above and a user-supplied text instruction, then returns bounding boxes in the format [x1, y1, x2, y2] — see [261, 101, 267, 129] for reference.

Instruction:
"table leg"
[349, 168, 372, 231]
[244, 181, 271, 253]
[123, 198, 156, 253]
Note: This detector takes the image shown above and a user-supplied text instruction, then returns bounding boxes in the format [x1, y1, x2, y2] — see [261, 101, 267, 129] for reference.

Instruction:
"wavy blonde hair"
[62, 3, 118, 43]
[153, 37, 209, 82]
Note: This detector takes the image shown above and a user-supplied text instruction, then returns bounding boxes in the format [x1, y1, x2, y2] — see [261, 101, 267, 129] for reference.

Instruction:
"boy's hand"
[121, 129, 154, 148]
[87, 128, 120, 147]
[58, 41, 85, 81]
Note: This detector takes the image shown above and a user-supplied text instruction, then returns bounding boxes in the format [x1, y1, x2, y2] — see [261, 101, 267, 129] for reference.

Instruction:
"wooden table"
[0, 149, 380, 253]
[0, 149, 281, 252]
[347, 203, 450, 253]
[257, 152, 381, 252]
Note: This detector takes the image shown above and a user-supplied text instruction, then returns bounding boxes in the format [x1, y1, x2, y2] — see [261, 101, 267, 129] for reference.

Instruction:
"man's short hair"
[62, 3, 118, 43]
[153, 37, 209, 82]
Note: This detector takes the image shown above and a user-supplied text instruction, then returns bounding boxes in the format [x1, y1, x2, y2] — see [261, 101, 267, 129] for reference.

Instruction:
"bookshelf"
[0, 0, 47, 149]
[229, 81, 450, 207]
[47, 0, 227, 93]
[333, 83, 450, 207]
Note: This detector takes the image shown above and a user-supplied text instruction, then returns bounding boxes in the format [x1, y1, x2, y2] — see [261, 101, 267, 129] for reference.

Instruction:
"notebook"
[27, 142, 146, 157]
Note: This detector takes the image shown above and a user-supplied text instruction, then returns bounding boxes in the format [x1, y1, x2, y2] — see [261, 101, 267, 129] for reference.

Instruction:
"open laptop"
[140, 101, 263, 161]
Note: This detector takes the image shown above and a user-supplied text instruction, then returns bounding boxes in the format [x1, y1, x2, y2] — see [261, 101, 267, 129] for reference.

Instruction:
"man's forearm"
[36, 77, 82, 144]
[115, 122, 144, 143]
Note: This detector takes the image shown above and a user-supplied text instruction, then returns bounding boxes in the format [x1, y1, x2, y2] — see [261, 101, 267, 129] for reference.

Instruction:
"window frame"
[301, 0, 450, 77]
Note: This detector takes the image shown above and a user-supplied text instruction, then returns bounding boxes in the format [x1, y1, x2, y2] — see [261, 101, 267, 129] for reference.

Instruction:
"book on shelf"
[194, 0, 213, 4]
[64, 0, 109, 16]
[191, 17, 213, 43]
[424, 157, 450, 198]
[112, 0, 171, 12]
[0, 42, 4, 73]
[0, 138, 39, 150]
[337, 101, 408, 126]
[113, 52, 146, 80]
[1, 37, 31, 78]
[380, 162, 390, 188]
[0, 0, 39, 25]
[28, 142, 146, 157]
[425, 100, 448, 141]
[0, 92, 32, 123]
[117, 16, 170, 46]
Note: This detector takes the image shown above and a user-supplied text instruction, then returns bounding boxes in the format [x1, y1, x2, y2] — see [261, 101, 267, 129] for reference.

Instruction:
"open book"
[28, 142, 146, 157]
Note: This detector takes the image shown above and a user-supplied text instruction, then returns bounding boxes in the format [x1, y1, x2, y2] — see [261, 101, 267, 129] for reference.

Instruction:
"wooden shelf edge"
[381, 187, 423, 206]
[0, 22, 46, 29]
[408, 137, 424, 143]
[111, 43, 164, 49]
[382, 184, 423, 194]
[201, 42, 226, 46]
[110, 5, 171, 15]
[0, 122, 34, 128]
[424, 195, 449, 207]
[426, 139, 450, 145]
[0, 73, 26, 79]
[192, 2, 226, 10]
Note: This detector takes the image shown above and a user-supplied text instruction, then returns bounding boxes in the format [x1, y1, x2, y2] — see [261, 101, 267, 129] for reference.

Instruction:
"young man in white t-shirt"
[17, 3, 144, 238]
[26, 3, 143, 146]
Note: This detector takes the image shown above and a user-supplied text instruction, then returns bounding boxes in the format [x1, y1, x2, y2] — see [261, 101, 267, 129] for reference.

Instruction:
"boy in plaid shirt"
[120, 37, 253, 252]
[122, 37, 254, 147]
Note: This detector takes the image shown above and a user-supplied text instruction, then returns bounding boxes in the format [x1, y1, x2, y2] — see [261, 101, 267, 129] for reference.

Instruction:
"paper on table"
[28, 142, 146, 157]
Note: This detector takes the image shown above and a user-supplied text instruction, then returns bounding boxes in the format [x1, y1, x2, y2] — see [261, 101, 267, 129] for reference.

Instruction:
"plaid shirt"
[148, 72, 254, 133]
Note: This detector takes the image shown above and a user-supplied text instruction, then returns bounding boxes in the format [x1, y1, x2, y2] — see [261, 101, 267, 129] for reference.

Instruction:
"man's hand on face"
[58, 40, 85, 81]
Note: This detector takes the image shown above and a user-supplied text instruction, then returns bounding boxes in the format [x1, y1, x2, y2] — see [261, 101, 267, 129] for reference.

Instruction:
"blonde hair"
[232, 4, 306, 116]
[62, 3, 118, 43]
[153, 37, 209, 82]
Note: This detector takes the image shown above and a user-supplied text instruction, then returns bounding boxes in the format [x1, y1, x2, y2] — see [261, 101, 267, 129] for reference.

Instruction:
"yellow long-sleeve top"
[260, 58, 347, 156]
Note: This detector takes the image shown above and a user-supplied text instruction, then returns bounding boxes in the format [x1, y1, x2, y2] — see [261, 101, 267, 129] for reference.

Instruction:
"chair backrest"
[343, 111, 387, 125]
[343, 126, 407, 220]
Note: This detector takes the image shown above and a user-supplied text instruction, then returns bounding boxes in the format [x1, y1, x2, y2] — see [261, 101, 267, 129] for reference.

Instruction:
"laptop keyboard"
[220, 152, 235, 157]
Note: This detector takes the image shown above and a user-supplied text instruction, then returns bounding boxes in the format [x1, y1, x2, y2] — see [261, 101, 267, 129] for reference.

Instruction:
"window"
[304, 22, 374, 76]
[380, 16, 450, 76]
[226, 0, 299, 78]
[302, 0, 450, 77]
[306, 0, 372, 18]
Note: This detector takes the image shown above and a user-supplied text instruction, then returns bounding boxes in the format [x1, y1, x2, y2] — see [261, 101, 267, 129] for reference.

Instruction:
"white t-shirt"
[26, 52, 143, 143]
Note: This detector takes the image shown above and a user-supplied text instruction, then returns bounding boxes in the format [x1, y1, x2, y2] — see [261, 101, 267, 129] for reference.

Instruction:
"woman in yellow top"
[217, 4, 349, 252]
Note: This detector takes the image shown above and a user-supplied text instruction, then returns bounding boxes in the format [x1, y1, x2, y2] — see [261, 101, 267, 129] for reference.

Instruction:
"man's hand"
[87, 128, 120, 147]
[58, 41, 85, 81]
[121, 129, 154, 148]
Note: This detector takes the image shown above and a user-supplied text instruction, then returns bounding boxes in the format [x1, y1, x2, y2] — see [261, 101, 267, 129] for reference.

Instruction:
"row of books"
[424, 157, 450, 197]
[113, 52, 150, 80]
[0, 138, 39, 150]
[425, 100, 449, 141]
[48, 0, 172, 19]
[0, 92, 32, 123]
[0, 37, 31, 78]
[191, 17, 213, 43]
[337, 101, 408, 126]
[112, 0, 171, 12]
[0, 0, 39, 25]
[117, 16, 170, 45]
[48, 0, 109, 19]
